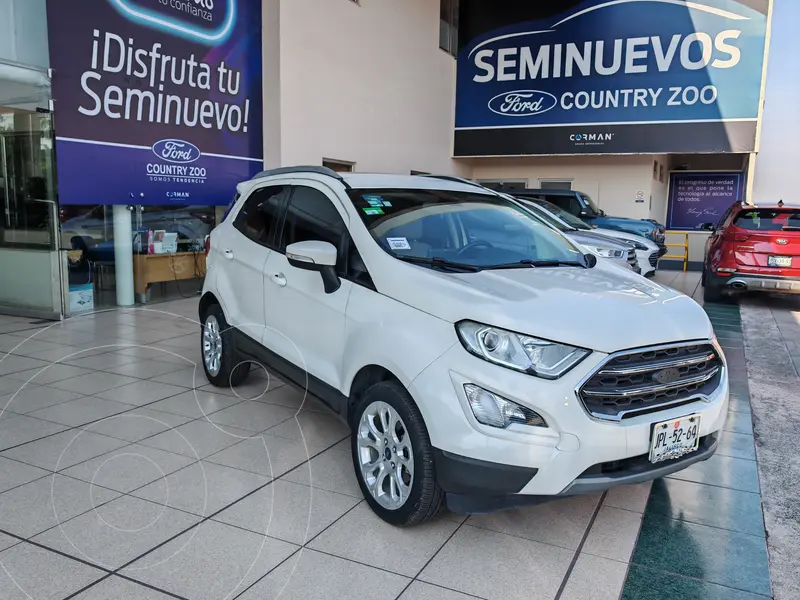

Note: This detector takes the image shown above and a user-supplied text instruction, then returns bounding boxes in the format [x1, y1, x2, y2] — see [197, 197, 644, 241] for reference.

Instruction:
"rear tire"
[351, 381, 445, 526]
[200, 304, 250, 387]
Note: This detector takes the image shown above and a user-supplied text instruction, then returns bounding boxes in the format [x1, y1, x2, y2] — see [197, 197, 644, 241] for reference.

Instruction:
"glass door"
[0, 85, 66, 319]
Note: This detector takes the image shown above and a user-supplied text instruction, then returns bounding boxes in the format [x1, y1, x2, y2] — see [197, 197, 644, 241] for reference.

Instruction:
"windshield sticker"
[382, 201, 392, 207]
[386, 237, 411, 250]
[363, 207, 384, 216]
[363, 195, 384, 207]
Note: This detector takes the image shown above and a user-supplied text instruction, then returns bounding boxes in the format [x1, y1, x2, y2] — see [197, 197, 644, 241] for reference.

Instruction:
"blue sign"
[456, 0, 769, 155]
[667, 172, 744, 230]
[47, 0, 263, 205]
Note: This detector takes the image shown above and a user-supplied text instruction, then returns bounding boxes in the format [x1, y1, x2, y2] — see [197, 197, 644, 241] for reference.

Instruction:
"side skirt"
[232, 329, 350, 420]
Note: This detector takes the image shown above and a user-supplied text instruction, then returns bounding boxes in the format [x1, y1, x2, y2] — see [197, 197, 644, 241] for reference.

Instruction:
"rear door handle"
[223, 249, 234, 259]
[271, 272, 287, 287]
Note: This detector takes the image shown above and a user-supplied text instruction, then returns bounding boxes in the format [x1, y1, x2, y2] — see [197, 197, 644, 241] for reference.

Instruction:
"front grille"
[649, 252, 659, 268]
[626, 249, 637, 268]
[578, 343, 723, 420]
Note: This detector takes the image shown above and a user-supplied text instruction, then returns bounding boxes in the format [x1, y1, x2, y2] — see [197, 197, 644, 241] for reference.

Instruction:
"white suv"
[200, 167, 729, 526]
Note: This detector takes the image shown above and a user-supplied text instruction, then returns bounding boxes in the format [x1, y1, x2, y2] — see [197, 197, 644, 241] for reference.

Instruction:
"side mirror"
[698, 223, 716, 232]
[583, 253, 598, 268]
[285, 240, 341, 293]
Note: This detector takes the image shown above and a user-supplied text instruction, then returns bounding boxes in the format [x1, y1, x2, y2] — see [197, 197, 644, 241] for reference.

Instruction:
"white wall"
[0, 249, 61, 315]
[469, 155, 655, 219]
[0, 0, 50, 68]
[278, 0, 467, 176]
[753, 0, 799, 204]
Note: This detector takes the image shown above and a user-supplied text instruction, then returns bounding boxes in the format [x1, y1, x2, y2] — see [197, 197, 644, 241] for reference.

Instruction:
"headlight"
[456, 321, 591, 379]
[587, 246, 624, 259]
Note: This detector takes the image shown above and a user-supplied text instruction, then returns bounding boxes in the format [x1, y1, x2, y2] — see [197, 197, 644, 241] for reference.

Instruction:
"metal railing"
[664, 231, 690, 272]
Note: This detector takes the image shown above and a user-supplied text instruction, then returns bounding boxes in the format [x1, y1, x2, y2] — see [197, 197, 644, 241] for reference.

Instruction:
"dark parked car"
[500, 187, 667, 253]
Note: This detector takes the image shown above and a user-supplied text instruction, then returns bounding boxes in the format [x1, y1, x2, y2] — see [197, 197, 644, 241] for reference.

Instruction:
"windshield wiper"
[394, 255, 483, 272]
[781, 225, 800, 231]
[484, 259, 588, 270]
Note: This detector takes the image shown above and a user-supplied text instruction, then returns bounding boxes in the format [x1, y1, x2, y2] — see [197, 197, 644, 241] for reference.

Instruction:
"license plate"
[768, 255, 792, 267]
[649, 415, 701, 464]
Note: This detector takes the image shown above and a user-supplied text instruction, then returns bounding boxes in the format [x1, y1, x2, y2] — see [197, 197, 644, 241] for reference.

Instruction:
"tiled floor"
[0, 272, 787, 600]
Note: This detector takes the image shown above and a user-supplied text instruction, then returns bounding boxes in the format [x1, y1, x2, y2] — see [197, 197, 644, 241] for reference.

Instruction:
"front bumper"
[410, 343, 728, 512]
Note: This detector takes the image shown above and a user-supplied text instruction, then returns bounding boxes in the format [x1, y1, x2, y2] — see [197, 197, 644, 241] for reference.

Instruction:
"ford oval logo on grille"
[488, 90, 558, 117]
[653, 367, 681, 385]
[152, 139, 201, 164]
[777, 239, 789, 245]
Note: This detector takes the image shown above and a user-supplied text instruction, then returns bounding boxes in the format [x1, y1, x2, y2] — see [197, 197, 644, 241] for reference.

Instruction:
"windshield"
[516, 200, 570, 232]
[534, 199, 592, 230]
[580, 193, 601, 215]
[349, 189, 584, 269]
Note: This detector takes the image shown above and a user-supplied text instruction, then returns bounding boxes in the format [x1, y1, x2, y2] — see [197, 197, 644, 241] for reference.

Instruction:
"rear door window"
[733, 209, 800, 232]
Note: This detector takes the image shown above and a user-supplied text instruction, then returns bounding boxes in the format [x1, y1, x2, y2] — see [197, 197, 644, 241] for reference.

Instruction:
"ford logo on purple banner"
[152, 139, 201, 164]
[488, 90, 558, 117]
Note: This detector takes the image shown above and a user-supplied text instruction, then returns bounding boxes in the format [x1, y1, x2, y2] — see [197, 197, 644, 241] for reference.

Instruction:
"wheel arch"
[346, 365, 406, 425]
[199, 291, 220, 321]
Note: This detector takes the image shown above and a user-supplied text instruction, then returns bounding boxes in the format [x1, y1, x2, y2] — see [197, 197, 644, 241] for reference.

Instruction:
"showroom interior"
[0, 0, 789, 319]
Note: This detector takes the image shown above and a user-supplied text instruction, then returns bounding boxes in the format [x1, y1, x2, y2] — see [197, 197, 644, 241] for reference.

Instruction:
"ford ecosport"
[200, 167, 728, 526]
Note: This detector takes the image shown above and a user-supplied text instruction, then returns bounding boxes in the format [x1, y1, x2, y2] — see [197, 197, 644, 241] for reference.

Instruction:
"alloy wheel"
[202, 315, 223, 376]
[356, 401, 414, 510]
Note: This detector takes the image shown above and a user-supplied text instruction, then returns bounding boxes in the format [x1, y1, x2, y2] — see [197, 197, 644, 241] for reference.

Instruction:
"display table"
[133, 252, 206, 298]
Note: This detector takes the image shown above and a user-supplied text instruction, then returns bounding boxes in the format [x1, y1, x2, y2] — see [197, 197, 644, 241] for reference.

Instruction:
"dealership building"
[0, 0, 793, 318]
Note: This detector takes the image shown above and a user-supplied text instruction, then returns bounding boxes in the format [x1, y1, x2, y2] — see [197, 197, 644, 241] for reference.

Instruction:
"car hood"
[379, 262, 712, 353]
[566, 230, 632, 249]
[594, 228, 659, 250]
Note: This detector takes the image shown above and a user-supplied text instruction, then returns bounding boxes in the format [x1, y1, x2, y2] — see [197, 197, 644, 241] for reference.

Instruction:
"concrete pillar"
[112, 205, 134, 306]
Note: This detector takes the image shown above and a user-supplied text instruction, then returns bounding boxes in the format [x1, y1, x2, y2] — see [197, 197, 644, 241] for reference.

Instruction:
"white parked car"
[200, 167, 728, 526]
[513, 199, 641, 273]
[521, 197, 662, 277]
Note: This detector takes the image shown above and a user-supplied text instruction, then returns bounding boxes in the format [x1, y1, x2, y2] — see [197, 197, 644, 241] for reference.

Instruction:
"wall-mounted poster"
[667, 172, 744, 230]
[46, 0, 263, 205]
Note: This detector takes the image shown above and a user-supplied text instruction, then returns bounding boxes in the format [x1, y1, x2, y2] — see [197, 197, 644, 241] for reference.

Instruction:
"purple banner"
[667, 172, 744, 230]
[47, 0, 263, 205]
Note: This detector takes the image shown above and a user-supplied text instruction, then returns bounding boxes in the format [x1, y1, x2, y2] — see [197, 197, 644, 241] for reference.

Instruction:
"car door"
[261, 182, 353, 391]
[215, 184, 288, 343]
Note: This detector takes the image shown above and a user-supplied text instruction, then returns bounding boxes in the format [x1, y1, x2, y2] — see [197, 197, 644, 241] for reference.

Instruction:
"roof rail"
[251, 165, 346, 182]
[420, 174, 488, 190]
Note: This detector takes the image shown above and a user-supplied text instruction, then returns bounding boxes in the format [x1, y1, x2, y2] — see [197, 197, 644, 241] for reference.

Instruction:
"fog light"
[464, 384, 546, 429]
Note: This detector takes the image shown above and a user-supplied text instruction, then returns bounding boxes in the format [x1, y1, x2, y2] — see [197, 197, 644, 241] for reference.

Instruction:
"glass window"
[233, 185, 287, 246]
[439, 0, 459, 56]
[733, 209, 800, 232]
[349, 188, 583, 270]
[478, 180, 527, 191]
[279, 185, 347, 267]
[0, 109, 57, 249]
[539, 180, 572, 190]
[543, 194, 581, 214]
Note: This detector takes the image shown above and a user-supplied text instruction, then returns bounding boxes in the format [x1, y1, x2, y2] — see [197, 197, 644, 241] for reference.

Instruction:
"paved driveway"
[0, 275, 790, 600]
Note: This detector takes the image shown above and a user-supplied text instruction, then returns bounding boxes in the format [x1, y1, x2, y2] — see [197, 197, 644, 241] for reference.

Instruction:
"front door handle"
[271, 272, 287, 287]
[223, 249, 234, 260]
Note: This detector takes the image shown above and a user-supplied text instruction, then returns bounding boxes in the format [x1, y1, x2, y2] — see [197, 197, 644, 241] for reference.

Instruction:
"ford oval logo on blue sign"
[152, 139, 201, 164]
[488, 90, 557, 117]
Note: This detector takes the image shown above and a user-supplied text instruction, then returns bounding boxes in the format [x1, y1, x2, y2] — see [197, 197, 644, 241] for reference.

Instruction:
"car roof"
[242, 168, 494, 196]
[513, 188, 577, 196]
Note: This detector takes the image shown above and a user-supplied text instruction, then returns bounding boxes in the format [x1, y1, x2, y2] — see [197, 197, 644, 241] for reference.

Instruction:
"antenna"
[778, 199, 784, 207]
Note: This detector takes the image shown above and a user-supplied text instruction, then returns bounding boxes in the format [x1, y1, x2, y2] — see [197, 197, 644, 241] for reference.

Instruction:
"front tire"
[200, 304, 250, 387]
[351, 381, 444, 526]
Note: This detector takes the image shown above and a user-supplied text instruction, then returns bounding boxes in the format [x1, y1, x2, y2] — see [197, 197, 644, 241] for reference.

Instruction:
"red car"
[701, 201, 800, 302]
